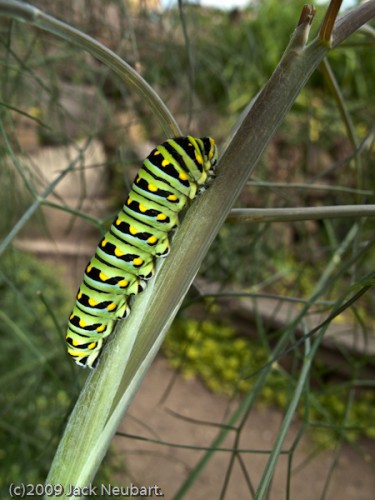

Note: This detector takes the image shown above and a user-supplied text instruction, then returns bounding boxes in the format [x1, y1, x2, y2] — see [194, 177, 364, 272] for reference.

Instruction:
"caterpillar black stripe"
[66, 136, 218, 368]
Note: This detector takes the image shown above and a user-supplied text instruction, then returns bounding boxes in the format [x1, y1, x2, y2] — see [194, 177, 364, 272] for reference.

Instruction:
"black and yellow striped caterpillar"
[66, 136, 218, 368]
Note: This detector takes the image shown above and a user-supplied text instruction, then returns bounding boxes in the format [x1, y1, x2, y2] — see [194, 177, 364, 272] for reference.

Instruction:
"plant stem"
[227, 205, 375, 224]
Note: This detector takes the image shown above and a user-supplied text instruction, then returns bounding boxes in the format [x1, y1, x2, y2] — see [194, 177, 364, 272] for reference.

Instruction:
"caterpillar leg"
[66, 334, 103, 369]
[66, 312, 117, 368]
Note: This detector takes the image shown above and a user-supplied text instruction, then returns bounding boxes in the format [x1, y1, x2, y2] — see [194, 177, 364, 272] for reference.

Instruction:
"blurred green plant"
[0, 250, 74, 485]
[142, 0, 374, 115]
[164, 319, 259, 394]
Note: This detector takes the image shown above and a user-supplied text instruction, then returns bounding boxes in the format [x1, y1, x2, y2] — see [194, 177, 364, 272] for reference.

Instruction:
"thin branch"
[319, 0, 343, 46]
[227, 205, 375, 224]
[320, 58, 359, 152]
[246, 180, 372, 196]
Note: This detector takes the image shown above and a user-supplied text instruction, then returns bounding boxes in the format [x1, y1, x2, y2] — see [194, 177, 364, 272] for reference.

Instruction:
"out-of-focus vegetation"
[140, 0, 374, 111]
[0, 250, 74, 484]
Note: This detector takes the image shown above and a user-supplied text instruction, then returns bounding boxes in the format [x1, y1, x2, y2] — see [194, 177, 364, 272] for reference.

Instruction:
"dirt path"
[114, 356, 375, 499]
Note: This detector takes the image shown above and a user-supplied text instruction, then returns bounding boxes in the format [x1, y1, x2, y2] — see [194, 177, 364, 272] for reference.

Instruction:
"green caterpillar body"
[66, 136, 218, 368]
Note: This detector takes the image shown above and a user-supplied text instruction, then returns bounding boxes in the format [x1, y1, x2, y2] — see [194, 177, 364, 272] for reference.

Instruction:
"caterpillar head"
[195, 136, 218, 193]
[202, 136, 218, 178]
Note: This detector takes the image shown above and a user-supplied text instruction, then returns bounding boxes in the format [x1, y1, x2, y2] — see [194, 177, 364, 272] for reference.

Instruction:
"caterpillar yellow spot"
[107, 303, 117, 311]
[115, 247, 125, 257]
[77, 291, 83, 299]
[79, 319, 87, 328]
[68, 348, 80, 357]
[133, 257, 143, 266]
[72, 338, 80, 347]
[157, 213, 167, 221]
[129, 225, 138, 235]
[148, 235, 157, 244]
[127, 198, 133, 205]
[99, 271, 109, 281]
[168, 194, 178, 201]
[179, 171, 189, 181]
[96, 324, 106, 333]
[69, 313, 75, 320]
[89, 297, 98, 307]
[139, 203, 148, 213]
[118, 279, 128, 287]
[208, 139, 215, 158]
[86, 264, 93, 273]
[88, 342, 96, 350]
[162, 159, 170, 167]
[148, 183, 158, 192]
[115, 218, 121, 226]
[154, 150, 160, 156]
[101, 239, 108, 247]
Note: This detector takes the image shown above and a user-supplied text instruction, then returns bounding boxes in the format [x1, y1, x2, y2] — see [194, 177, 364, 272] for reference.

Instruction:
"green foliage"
[164, 317, 375, 445]
[141, 0, 374, 115]
[309, 388, 375, 446]
[164, 318, 262, 394]
[0, 251, 69, 362]
[0, 389, 72, 486]
[0, 250, 77, 485]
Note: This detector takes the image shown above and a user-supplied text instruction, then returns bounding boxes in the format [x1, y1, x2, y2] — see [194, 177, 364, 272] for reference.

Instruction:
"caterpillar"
[66, 135, 218, 368]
